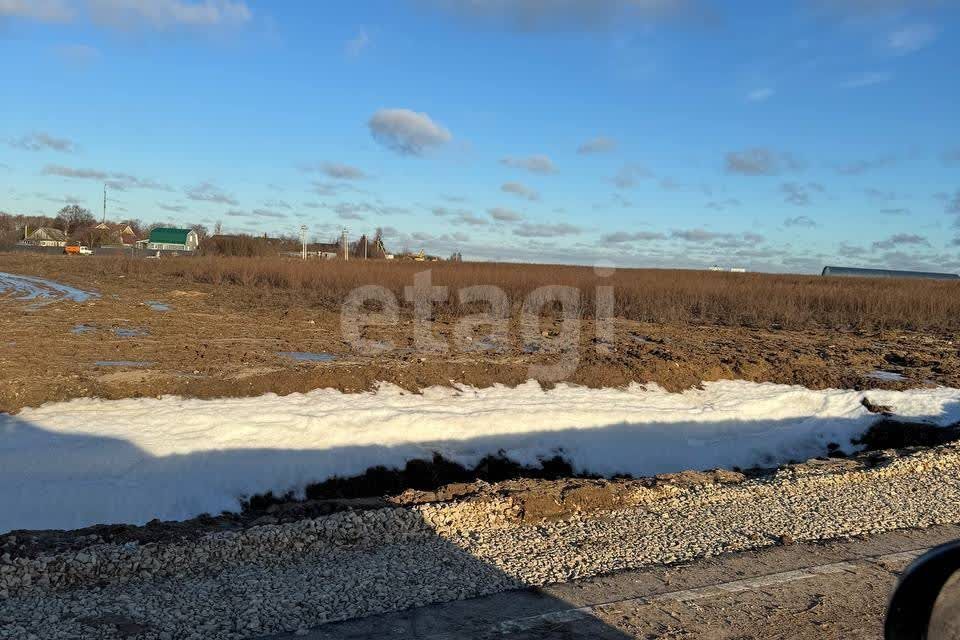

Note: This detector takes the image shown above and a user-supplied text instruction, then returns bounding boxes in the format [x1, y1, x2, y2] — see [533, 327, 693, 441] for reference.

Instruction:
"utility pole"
[102, 184, 107, 223]
[300, 225, 307, 260]
[341, 228, 349, 261]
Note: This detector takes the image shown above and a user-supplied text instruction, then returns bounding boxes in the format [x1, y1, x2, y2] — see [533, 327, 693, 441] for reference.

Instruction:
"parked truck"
[64, 245, 93, 256]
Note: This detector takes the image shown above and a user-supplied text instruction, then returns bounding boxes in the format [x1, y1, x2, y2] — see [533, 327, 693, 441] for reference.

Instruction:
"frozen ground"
[2, 380, 960, 533]
[0, 271, 97, 306]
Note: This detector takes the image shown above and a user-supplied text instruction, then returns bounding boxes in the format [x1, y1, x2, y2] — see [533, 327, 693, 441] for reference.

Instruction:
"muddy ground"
[0, 253, 956, 414]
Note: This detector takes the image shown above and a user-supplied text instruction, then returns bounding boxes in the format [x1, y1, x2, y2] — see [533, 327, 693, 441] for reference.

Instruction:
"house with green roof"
[144, 227, 200, 253]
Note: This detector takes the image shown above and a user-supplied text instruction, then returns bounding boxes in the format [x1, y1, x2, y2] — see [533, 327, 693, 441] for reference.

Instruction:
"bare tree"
[54, 204, 95, 235]
[191, 224, 210, 241]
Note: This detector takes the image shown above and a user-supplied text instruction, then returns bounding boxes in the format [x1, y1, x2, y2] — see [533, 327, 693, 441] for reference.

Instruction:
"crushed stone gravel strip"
[2, 444, 960, 639]
[468, 548, 928, 639]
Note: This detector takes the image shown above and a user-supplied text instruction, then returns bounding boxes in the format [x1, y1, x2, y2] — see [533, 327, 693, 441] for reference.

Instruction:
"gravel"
[2, 444, 960, 639]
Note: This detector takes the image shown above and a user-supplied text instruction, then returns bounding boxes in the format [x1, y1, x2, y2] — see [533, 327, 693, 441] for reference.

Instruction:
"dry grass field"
[89, 255, 960, 331]
[1, 252, 958, 413]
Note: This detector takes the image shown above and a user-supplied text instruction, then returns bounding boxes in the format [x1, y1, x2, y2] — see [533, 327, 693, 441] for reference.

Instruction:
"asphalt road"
[264, 524, 960, 640]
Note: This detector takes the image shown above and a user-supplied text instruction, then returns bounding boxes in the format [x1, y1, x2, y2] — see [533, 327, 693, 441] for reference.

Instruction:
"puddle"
[867, 371, 907, 382]
[71, 324, 96, 335]
[94, 361, 154, 368]
[278, 351, 336, 362]
[0, 272, 99, 306]
[114, 327, 149, 338]
[146, 301, 171, 312]
[474, 337, 505, 351]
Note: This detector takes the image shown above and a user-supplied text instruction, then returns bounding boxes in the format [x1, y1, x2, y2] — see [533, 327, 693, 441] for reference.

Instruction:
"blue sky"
[1, 0, 958, 273]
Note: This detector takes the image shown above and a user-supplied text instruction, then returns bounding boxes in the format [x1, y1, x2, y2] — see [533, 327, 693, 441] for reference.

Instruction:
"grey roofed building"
[822, 266, 960, 280]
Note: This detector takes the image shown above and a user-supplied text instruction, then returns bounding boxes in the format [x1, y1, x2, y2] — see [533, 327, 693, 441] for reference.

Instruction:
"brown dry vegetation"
[2, 252, 959, 412]
[198, 234, 282, 258]
[81, 255, 960, 332]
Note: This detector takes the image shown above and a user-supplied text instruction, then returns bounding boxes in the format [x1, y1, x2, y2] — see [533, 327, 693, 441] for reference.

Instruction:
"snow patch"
[867, 371, 907, 382]
[2, 380, 959, 533]
[93, 361, 154, 368]
[278, 351, 336, 362]
[0, 272, 98, 306]
[145, 301, 170, 312]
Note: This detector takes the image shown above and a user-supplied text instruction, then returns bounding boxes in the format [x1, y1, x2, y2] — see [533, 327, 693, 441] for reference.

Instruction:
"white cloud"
[837, 155, 896, 175]
[0, 0, 72, 22]
[8, 131, 76, 153]
[426, 0, 711, 31]
[577, 136, 617, 155]
[430, 207, 482, 228]
[671, 228, 727, 243]
[44, 164, 172, 191]
[501, 181, 539, 201]
[86, 0, 252, 29]
[705, 198, 740, 211]
[872, 233, 930, 250]
[613, 163, 652, 188]
[746, 87, 774, 102]
[781, 182, 824, 206]
[724, 148, 803, 176]
[784, 216, 817, 228]
[840, 71, 893, 89]
[368, 108, 453, 156]
[2, 0, 252, 28]
[601, 231, 666, 243]
[670, 229, 764, 248]
[887, 23, 938, 55]
[451, 211, 488, 226]
[488, 207, 523, 223]
[811, 0, 950, 19]
[227, 208, 287, 220]
[513, 222, 581, 238]
[346, 29, 370, 57]
[184, 181, 238, 205]
[500, 154, 557, 174]
[319, 162, 368, 180]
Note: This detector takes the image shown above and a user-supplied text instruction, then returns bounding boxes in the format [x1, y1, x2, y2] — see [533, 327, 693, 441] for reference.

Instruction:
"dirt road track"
[271, 524, 960, 640]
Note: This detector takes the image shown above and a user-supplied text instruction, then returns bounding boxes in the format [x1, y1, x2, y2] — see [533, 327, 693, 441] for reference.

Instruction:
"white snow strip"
[2, 380, 959, 533]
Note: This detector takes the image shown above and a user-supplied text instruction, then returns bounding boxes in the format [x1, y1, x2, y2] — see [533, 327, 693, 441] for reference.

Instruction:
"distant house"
[117, 225, 138, 245]
[94, 223, 139, 247]
[146, 228, 200, 252]
[315, 242, 345, 260]
[23, 227, 68, 247]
